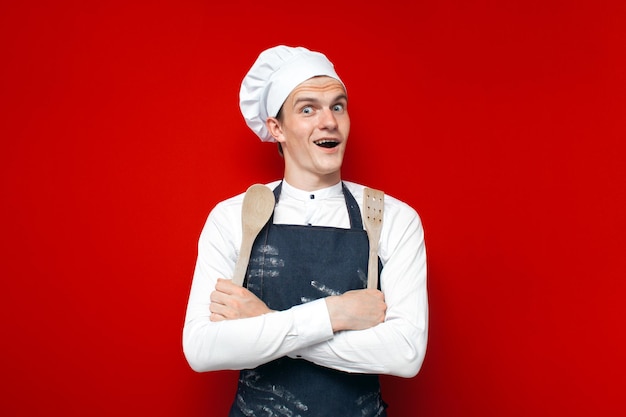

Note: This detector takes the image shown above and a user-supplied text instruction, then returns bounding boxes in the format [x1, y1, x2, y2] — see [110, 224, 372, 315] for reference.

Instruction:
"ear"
[266, 117, 285, 143]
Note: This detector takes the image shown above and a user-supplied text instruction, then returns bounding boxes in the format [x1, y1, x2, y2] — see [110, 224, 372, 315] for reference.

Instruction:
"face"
[267, 76, 350, 190]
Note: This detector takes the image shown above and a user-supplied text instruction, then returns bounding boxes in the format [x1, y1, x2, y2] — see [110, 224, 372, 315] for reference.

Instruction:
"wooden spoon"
[231, 184, 276, 286]
[363, 188, 384, 289]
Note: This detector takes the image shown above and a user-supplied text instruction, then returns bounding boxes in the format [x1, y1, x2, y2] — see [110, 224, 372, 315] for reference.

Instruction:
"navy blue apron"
[228, 182, 387, 417]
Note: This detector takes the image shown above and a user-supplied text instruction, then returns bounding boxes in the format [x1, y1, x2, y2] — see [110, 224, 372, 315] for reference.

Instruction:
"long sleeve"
[182, 186, 335, 372]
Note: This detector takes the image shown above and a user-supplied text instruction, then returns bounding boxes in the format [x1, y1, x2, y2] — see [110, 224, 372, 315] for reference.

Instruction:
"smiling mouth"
[314, 139, 340, 148]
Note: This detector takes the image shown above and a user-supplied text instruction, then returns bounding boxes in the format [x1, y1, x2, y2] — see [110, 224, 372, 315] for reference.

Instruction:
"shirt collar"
[281, 180, 343, 201]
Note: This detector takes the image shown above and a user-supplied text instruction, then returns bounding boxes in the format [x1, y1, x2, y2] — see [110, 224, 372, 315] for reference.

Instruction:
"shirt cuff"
[290, 298, 334, 346]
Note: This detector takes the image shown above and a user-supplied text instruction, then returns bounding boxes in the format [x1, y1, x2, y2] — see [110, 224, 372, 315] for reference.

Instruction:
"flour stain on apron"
[236, 370, 309, 417]
[356, 392, 387, 417]
[247, 244, 283, 293]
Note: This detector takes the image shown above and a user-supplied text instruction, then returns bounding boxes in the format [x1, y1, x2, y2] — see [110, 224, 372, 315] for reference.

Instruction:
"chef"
[183, 45, 428, 416]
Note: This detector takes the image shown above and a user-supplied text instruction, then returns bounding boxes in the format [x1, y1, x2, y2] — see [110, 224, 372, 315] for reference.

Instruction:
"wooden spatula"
[363, 188, 384, 289]
[231, 184, 275, 286]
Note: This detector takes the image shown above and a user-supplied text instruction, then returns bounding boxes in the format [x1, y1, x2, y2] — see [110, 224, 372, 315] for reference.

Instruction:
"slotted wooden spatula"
[232, 184, 275, 286]
[363, 187, 384, 289]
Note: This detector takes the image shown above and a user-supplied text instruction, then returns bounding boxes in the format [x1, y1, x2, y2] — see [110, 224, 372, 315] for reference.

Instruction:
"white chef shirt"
[183, 180, 428, 377]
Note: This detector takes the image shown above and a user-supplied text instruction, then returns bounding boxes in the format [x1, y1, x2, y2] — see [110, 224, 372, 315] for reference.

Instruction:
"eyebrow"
[292, 93, 348, 107]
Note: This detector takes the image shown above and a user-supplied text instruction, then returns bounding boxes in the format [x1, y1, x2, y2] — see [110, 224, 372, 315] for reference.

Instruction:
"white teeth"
[314, 139, 339, 147]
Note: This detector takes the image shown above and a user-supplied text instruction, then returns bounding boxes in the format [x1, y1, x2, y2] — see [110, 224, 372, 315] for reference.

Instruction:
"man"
[183, 45, 428, 417]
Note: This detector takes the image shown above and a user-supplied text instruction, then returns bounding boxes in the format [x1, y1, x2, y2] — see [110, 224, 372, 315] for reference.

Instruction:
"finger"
[210, 312, 226, 322]
[366, 288, 384, 296]
[210, 290, 227, 305]
[209, 301, 228, 316]
[215, 278, 237, 294]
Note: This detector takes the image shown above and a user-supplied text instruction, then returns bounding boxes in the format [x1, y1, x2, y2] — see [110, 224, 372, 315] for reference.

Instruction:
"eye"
[332, 104, 345, 112]
[301, 105, 313, 114]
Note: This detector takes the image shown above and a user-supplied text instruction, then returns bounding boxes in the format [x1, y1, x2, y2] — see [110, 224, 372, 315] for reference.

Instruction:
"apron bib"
[228, 182, 386, 417]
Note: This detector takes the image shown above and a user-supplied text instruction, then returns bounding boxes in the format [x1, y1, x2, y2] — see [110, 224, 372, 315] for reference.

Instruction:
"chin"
[316, 164, 343, 178]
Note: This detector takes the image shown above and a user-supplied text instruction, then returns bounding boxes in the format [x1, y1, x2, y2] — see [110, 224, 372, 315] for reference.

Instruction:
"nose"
[318, 108, 338, 130]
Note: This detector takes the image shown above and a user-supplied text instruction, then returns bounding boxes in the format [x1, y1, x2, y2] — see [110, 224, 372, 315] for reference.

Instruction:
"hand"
[209, 278, 273, 321]
[325, 289, 387, 332]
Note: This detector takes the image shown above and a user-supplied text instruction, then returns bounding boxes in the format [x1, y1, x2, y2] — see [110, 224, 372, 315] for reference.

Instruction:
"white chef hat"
[239, 45, 344, 142]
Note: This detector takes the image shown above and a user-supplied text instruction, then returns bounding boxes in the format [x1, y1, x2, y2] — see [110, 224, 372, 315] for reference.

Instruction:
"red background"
[2, 1, 625, 416]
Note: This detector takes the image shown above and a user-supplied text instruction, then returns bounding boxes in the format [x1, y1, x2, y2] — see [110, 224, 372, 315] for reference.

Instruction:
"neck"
[283, 171, 342, 192]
